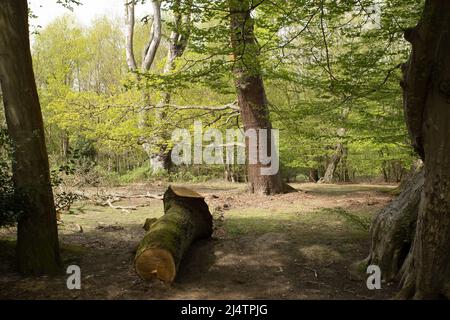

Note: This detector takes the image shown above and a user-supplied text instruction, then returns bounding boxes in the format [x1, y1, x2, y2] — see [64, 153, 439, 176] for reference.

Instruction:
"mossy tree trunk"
[134, 186, 213, 282]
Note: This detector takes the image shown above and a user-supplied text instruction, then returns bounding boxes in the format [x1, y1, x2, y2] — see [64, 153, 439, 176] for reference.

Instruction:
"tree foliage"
[26, 0, 424, 183]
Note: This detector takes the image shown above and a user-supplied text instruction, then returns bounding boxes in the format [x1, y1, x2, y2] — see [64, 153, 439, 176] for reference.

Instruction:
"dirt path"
[0, 182, 398, 299]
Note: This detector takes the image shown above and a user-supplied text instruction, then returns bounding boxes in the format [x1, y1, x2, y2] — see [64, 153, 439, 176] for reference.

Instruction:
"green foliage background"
[2, 0, 424, 189]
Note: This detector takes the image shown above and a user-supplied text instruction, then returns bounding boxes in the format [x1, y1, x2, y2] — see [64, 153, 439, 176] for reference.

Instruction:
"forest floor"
[0, 182, 399, 300]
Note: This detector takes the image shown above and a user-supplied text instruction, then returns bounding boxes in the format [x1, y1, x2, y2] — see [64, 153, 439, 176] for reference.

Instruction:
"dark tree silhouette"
[0, 0, 61, 274]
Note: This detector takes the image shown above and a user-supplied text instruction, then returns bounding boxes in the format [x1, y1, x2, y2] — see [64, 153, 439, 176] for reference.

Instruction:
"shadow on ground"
[0, 183, 397, 299]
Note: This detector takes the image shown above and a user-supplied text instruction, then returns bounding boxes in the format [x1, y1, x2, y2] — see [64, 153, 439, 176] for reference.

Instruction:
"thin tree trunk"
[61, 132, 69, 159]
[382, 159, 389, 182]
[139, 0, 162, 156]
[124, 0, 163, 170]
[309, 169, 319, 182]
[124, 0, 137, 71]
[149, 0, 192, 174]
[340, 145, 350, 182]
[229, 0, 284, 195]
[319, 142, 343, 184]
[125, 0, 190, 174]
[0, 0, 61, 274]
[141, 0, 162, 72]
[319, 108, 349, 184]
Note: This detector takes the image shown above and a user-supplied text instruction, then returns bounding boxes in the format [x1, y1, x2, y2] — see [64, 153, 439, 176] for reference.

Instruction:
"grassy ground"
[0, 182, 398, 299]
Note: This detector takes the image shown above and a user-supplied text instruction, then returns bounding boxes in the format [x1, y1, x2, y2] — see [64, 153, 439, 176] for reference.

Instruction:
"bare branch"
[145, 101, 240, 111]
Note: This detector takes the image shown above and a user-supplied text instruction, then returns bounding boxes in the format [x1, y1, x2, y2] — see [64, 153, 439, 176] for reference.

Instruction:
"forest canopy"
[0, 0, 423, 187]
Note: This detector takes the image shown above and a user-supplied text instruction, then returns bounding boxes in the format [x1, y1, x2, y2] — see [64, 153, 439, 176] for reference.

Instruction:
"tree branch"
[141, 0, 162, 71]
[124, 0, 137, 71]
[144, 101, 240, 111]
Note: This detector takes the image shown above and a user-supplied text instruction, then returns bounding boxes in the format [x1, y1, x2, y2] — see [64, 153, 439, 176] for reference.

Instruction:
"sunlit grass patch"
[223, 204, 375, 240]
[298, 244, 344, 264]
[60, 202, 164, 232]
[223, 208, 296, 237]
[292, 183, 396, 195]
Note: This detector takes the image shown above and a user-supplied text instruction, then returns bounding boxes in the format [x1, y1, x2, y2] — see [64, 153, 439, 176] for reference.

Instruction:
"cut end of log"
[135, 248, 176, 282]
[169, 185, 204, 199]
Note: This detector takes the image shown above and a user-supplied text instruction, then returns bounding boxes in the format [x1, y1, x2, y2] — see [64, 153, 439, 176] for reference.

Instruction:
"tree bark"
[340, 145, 350, 182]
[319, 142, 343, 184]
[0, 0, 61, 274]
[124, 0, 163, 171]
[124, 0, 137, 71]
[319, 108, 349, 184]
[368, 0, 450, 299]
[125, 0, 191, 174]
[134, 186, 213, 282]
[141, 0, 162, 72]
[229, 0, 284, 195]
[398, 1, 450, 298]
[309, 169, 319, 182]
[365, 165, 424, 282]
[148, 0, 192, 174]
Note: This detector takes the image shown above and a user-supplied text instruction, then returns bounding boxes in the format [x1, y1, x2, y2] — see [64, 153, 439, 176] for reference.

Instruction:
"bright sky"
[28, 0, 125, 28]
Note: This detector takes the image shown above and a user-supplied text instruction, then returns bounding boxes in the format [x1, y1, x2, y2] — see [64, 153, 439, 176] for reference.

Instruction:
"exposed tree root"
[364, 165, 424, 283]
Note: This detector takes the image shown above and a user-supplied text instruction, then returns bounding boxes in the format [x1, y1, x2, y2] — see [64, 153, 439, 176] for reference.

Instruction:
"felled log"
[134, 186, 213, 282]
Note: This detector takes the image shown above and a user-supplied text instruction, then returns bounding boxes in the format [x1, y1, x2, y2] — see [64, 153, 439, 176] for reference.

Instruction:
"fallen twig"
[295, 263, 319, 279]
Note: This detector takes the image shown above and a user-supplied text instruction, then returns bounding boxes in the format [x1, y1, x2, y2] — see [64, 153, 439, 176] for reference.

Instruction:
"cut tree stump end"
[135, 248, 176, 282]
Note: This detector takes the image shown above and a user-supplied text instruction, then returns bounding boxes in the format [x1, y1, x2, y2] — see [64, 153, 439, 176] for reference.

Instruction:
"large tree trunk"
[229, 0, 284, 195]
[398, 1, 450, 298]
[0, 0, 61, 274]
[368, 0, 450, 299]
[134, 186, 213, 282]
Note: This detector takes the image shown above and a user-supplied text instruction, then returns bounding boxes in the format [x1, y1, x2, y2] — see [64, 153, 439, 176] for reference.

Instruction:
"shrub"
[0, 129, 21, 227]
